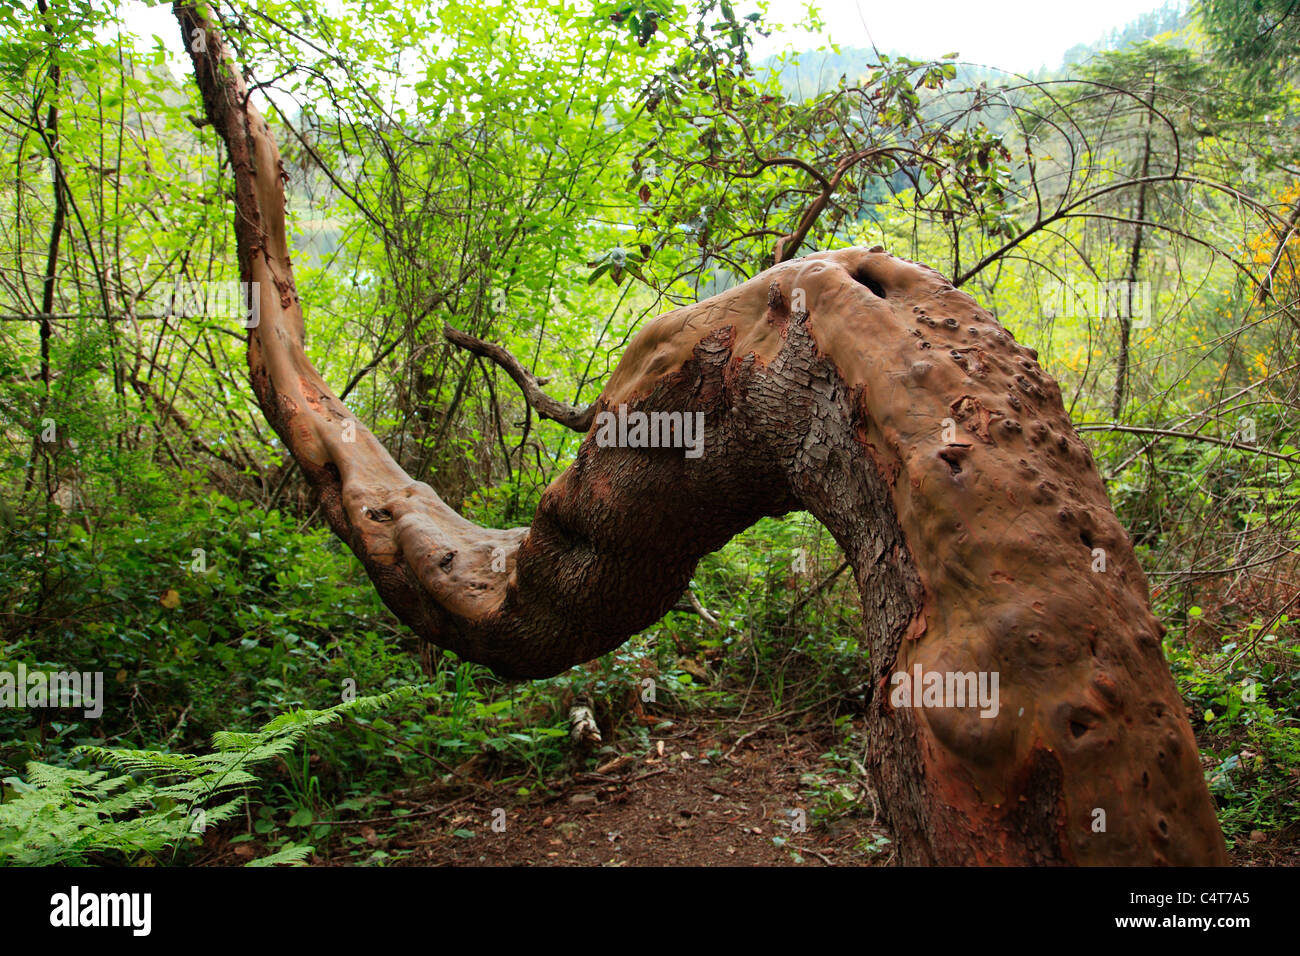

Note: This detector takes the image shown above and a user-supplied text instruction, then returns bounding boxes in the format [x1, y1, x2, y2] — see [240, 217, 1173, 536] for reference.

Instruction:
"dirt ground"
[198, 711, 1295, 867]
[380, 722, 885, 867]
[197, 714, 887, 867]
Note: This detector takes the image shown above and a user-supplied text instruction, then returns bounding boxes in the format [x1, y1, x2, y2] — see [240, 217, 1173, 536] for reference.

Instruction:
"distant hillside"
[766, 0, 1195, 99]
[1060, 1, 1192, 69]
[765, 47, 1011, 101]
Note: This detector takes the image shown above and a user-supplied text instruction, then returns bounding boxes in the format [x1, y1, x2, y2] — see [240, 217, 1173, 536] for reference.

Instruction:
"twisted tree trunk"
[177, 2, 1227, 865]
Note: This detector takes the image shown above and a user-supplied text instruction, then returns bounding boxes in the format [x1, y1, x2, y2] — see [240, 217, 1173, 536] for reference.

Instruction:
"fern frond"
[1, 684, 424, 866]
[245, 842, 314, 867]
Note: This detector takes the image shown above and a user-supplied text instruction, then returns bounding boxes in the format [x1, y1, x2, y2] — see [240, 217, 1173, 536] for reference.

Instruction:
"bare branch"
[443, 325, 595, 432]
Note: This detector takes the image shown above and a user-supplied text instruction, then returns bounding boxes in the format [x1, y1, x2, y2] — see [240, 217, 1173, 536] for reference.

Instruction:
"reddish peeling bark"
[178, 3, 1227, 865]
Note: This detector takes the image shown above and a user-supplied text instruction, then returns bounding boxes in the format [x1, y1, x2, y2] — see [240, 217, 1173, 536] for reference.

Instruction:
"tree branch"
[443, 325, 595, 432]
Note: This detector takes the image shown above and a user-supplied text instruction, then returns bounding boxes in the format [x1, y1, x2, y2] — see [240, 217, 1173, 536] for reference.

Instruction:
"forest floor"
[373, 721, 891, 867]
[328, 716, 888, 867]
[201, 710, 892, 867]
[195, 705, 1298, 867]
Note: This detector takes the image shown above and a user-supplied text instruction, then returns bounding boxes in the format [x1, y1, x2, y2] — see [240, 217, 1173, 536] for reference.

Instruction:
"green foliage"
[1165, 615, 1300, 839]
[0, 687, 416, 865]
[1198, 0, 1300, 97]
[0, 490, 401, 762]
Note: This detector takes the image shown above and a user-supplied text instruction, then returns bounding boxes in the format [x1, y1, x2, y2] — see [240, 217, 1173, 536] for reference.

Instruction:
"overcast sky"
[120, 0, 1177, 76]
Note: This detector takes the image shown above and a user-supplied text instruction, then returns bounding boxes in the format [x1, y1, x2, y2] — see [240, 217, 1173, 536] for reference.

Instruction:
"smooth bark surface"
[178, 2, 1228, 865]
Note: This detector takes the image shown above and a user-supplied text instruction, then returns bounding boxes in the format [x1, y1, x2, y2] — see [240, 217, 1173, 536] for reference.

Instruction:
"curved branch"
[954, 173, 1281, 289]
[1077, 422, 1300, 467]
[443, 325, 595, 432]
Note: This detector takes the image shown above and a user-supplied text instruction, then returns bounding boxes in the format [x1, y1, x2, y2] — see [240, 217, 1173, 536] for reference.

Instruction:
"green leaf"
[288, 808, 314, 827]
